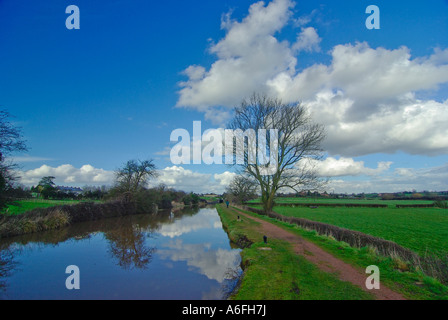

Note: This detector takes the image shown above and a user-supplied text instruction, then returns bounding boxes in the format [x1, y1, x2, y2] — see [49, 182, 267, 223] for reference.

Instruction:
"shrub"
[434, 200, 448, 209]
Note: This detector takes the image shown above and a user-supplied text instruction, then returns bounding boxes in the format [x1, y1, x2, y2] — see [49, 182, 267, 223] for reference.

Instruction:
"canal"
[0, 206, 242, 300]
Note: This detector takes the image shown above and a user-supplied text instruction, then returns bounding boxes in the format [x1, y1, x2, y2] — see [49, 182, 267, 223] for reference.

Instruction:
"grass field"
[250, 204, 448, 258]
[2, 199, 91, 215]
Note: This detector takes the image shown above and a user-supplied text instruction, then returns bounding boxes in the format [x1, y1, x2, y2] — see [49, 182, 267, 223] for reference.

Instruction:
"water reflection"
[158, 207, 223, 238]
[0, 247, 17, 292]
[0, 206, 241, 299]
[105, 221, 156, 270]
[159, 239, 241, 283]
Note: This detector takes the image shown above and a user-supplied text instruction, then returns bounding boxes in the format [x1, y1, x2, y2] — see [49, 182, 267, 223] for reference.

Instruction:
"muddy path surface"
[232, 207, 406, 300]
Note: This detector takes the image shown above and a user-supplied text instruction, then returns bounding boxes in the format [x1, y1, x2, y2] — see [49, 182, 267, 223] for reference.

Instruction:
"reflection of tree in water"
[0, 246, 17, 293]
[104, 218, 156, 270]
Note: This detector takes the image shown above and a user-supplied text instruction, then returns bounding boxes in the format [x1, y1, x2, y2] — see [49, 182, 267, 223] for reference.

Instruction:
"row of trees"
[5, 175, 109, 201]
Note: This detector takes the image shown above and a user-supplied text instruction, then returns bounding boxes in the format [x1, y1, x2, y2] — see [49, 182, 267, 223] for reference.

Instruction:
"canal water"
[0, 206, 242, 300]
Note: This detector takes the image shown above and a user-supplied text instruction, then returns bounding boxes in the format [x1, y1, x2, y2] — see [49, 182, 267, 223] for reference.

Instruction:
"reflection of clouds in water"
[158, 208, 222, 238]
[201, 284, 225, 300]
[213, 220, 223, 229]
[158, 239, 241, 283]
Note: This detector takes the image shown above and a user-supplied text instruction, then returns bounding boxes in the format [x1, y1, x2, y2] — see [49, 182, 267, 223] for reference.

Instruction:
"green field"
[2, 199, 88, 215]
[251, 204, 448, 257]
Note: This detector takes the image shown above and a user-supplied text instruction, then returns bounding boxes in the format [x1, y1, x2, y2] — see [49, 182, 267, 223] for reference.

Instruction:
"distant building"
[56, 186, 83, 195]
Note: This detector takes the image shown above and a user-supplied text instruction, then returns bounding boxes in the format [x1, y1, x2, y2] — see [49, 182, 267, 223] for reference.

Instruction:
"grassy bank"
[235, 205, 448, 299]
[217, 204, 375, 300]
[0, 200, 138, 239]
[3, 199, 101, 216]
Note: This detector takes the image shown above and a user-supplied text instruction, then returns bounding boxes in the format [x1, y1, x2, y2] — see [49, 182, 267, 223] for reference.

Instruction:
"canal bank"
[216, 204, 378, 300]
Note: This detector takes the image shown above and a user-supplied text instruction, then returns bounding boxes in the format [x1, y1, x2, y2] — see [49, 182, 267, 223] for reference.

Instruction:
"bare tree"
[227, 94, 326, 212]
[226, 175, 259, 205]
[0, 110, 28, 210]
[0, 110, 27, 161]
[115, 159, 157, 193]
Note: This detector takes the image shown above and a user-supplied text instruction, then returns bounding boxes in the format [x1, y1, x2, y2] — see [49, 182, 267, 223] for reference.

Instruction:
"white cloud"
[151, 166, 211, 190]
[176, 0, 297, 114]
[175, 0, 448, 157]
[267, 42, 448, 109]
[308, 157, 392, 177]
[266, 44, 448, 157]
[427, 48, 448, 66]
[214, 171, 237, 187]
[292, 27, 321, 53]
[182, 65, 206, 81]
[326, 163, 448, 194]
[149, 166, 235, 194]
[17, 164, 115, 186]
[307, 91, 448, 157]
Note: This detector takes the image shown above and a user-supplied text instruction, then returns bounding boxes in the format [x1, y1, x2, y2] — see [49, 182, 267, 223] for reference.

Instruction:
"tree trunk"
[262, 190, 275, 213]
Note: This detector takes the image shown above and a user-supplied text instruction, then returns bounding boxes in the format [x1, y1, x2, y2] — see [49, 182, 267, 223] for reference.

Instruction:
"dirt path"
[232, 207, 406, 300]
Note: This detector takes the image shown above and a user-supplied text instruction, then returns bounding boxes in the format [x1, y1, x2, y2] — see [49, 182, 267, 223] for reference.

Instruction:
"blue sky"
[1, 0, 448, 193]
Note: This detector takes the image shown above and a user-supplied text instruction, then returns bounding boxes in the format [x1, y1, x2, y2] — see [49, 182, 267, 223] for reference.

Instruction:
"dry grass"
[0, 207, 70, 238]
